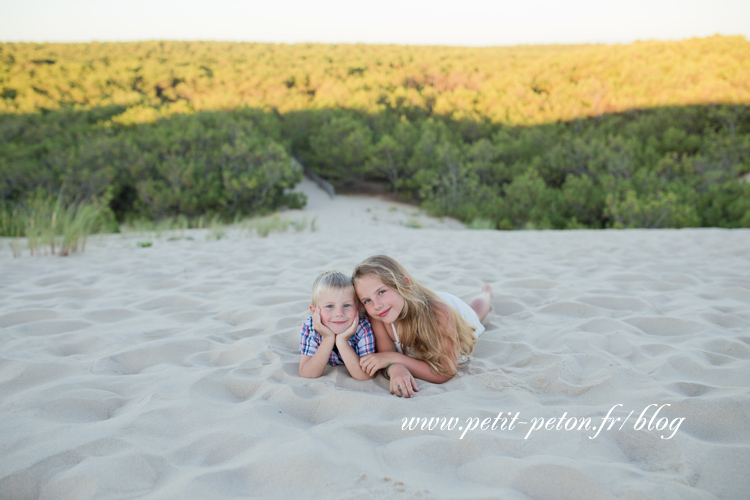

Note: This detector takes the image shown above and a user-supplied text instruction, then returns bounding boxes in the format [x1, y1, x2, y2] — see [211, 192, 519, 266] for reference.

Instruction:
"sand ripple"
[1, 206, 748, 499]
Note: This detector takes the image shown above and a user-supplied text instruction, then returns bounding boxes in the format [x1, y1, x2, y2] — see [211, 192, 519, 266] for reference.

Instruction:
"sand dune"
[1, 178, 749, 499]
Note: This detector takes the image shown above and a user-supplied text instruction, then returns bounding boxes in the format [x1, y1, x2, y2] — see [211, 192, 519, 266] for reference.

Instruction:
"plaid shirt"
[299, 315, 375, 366]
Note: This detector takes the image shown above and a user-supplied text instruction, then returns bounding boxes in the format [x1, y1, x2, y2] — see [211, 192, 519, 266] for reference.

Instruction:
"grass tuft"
[404, 217, 424, 229]
[2, 195, 111, 257]
[467, 218, 496, 230]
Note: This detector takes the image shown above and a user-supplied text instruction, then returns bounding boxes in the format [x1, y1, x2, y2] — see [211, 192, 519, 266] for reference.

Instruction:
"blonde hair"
[311, 270, 355, 306]
[352, 255, 476, 377]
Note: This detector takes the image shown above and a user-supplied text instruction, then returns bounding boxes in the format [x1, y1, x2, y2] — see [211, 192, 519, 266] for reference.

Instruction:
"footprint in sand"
[615, 429, 686, 473]
[14, 319, 93, 336]
[35, 389, 127, 423]
[625, 317, 706, 336]
[579, 296, 650, 312]
[0, 309, 62, 327]
[539, 301, 600, 318]
[513, 464, 610, 500]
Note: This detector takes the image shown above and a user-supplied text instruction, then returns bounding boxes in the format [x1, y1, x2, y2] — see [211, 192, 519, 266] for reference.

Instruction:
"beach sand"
[1, 178, 749, 499]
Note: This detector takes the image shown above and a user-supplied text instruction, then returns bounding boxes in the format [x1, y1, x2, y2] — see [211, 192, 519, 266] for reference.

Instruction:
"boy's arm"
[335, 336, 375, 380]
[299, 337, 335, 378]
[299, 317, 336, 378]
[334, 316, 375, 381]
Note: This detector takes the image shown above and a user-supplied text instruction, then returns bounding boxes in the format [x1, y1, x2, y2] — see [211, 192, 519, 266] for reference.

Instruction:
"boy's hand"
[312, 307, 336, 339]
[336, 315, 360, 342]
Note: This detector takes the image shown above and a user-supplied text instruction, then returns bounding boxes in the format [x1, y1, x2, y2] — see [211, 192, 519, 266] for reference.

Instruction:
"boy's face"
[310, 287, 358, 334]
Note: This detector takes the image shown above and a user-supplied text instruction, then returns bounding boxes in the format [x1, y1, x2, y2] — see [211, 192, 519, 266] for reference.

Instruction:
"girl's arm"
[368, 352, 453, 384]
[360, 306, 457, 384]
[366, 316, 421, 396]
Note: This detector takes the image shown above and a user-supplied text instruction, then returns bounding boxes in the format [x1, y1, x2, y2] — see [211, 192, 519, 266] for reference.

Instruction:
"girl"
[353, 255, 492, 398]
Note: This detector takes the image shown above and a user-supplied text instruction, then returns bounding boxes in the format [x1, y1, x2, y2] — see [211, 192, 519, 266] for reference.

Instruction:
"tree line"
[1, 36, 749, 232]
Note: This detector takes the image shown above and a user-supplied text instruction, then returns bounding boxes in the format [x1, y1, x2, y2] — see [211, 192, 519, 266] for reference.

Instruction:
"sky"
[1, 0, 748, 47]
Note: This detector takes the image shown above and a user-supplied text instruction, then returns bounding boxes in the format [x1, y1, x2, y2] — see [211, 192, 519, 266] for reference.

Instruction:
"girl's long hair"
[352, 255, 476, 377]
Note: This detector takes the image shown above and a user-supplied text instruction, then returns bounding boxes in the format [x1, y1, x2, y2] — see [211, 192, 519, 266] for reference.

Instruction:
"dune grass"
[1, 196, 111, 257]
[243, 215, 317, 237]
[119, 213, 318, 244]
[467, 218, 496, 230]
[3, 201, 319, 257]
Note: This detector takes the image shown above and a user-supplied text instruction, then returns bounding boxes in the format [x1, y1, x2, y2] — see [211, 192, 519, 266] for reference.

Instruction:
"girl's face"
[355, 275, 405, 324]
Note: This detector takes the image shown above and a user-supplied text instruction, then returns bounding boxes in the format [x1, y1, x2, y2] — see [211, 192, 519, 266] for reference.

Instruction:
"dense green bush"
[2, 104, 748, 232]
[0, 109, 304, 229]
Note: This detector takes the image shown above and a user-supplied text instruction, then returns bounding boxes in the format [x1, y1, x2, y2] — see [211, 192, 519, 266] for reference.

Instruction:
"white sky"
[1, 0, 748, 46]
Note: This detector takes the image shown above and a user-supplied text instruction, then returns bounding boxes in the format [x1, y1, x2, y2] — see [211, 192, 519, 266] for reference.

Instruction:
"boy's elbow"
[299, 367, 322, 378]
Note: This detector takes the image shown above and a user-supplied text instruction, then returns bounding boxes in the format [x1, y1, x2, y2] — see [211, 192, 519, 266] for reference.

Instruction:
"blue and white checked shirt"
[299, 315, 375, 366]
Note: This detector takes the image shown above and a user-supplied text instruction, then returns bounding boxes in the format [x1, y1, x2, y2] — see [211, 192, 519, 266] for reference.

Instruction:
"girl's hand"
[359, 352, 394, 377]
[388, 364, 419, 398]
[312, 307, 335, 339]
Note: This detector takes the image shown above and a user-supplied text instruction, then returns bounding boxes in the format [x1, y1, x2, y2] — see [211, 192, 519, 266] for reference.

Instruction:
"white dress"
[390, 291, 485, 355]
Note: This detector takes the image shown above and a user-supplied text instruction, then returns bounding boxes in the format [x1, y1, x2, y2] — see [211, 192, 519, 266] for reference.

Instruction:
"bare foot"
[469, 283, 493, 323]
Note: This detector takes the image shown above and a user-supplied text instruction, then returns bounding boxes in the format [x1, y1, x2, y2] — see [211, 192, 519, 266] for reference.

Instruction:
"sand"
[1, 177, 749, 499]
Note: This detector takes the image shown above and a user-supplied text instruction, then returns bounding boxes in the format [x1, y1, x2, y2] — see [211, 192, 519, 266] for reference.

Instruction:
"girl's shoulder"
[428, 298, 454, 326]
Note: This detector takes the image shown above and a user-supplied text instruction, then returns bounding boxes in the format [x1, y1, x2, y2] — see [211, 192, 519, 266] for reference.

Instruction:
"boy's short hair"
[311, 270, 355, 306]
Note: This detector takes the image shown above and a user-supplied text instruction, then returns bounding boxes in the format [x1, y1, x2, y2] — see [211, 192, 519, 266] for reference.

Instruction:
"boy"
[299, 270, 376, 380]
